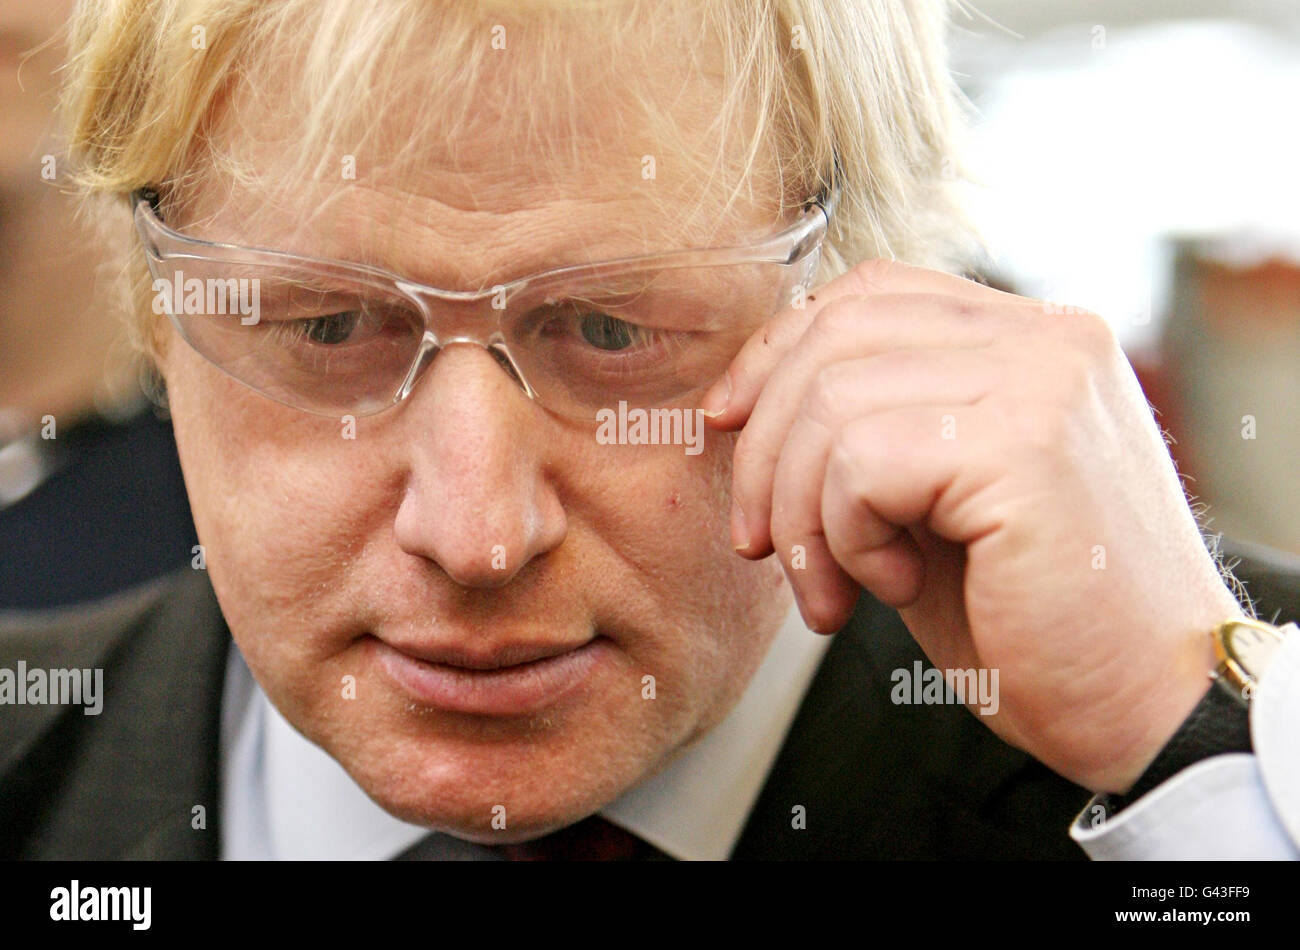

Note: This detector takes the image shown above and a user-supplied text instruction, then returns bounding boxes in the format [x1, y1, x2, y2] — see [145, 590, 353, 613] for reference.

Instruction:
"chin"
[324, 701, 666, 843]
[354, 745, 630, 843]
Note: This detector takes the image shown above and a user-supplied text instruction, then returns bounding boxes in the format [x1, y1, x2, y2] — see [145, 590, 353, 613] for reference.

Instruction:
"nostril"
[439, 542, 522, 589]
[443, 564, 510, 589]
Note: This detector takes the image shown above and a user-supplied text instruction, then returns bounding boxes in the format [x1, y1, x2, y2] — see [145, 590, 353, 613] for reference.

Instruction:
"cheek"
[564, 430, 789, 715]
[161, 344, 387, 662]
[587, 429, 764, 605]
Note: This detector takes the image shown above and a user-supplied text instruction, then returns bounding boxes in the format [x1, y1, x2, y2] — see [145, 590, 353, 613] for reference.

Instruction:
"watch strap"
[1106, 680, 1253, 813]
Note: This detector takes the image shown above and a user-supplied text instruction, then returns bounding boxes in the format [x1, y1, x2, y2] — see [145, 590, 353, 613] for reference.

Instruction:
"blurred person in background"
[0, 0, 196, 608]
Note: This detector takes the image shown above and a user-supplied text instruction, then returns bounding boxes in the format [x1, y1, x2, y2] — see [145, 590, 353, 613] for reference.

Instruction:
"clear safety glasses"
[132, 183, 837, 421]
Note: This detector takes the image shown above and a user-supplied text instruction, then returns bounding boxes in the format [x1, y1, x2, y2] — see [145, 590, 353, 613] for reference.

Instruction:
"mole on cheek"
[666, 490, 682, 511]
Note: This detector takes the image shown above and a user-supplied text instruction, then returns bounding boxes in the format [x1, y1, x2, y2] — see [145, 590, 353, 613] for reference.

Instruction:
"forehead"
[183, 2, 781, 290]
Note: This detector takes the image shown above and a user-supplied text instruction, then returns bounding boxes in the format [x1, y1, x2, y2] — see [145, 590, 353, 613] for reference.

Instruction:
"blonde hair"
[61, 0, 975, 358]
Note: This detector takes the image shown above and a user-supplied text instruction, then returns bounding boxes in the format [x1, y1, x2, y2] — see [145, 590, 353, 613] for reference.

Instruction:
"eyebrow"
[143, 187, 653, 284]
[145, 184, 793, 294]
[358, 218, 727, 292]
[271, 216, 701, 293]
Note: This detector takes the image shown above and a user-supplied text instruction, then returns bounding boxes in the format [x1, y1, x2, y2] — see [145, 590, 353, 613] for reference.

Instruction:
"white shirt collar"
[220, 605, 830, 861]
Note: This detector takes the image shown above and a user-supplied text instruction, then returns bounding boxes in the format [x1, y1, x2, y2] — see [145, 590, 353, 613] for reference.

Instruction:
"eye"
[576, 311, 648, 351]
[301, 311, 362, 345]
[527, 299, 681, 362]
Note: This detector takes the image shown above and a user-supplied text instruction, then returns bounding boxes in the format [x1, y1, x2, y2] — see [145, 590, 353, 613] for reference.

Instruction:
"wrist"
[1104, 678, 1253, 813]
[1102, 631, 1221, 796]
[1099, 609, 1293, 806]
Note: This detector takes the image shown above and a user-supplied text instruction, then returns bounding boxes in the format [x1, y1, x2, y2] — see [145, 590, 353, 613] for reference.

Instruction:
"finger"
[770, 350, 1003, 626]
[820, 405, 991, 607]
[731, 293, 1001, 557]
[703, 259, 1019, 430]
[896, 528, 982, 677]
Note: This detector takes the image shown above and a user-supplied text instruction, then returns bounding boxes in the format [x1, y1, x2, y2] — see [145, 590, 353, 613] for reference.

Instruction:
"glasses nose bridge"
[395, 281, 538, 404]
[398, 279, 504, 340]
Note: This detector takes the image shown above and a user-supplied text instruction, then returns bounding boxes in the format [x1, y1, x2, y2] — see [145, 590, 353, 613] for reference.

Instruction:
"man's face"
[157, 16, 792, 841]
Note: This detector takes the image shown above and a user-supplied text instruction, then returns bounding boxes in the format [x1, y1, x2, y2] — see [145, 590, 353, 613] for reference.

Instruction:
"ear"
[139, 314, 180, 414]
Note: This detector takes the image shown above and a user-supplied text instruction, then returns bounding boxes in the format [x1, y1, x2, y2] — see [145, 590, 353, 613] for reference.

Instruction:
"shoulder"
[1218, 536, 1300, 623]
[0, 567, 227, 772]
[0, 568, 229, 858]
[0, 571, 181, 667]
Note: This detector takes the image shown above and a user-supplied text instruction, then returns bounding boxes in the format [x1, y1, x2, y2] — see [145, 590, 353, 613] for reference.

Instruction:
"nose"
[392, 343, 566, 588]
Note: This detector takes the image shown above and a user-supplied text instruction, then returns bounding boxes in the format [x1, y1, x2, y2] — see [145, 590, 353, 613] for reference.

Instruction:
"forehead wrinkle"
[176, 2, 788, 295]
[187, 1, 780, 268]
[291, 201, 681, 293]
[362, 197, 678, 291]
[183, 25, 784, 291]
[208, 174, 776, 294]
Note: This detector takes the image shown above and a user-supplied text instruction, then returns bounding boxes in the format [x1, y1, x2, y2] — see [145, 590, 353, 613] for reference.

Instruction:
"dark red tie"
[497, 815, 666, 861]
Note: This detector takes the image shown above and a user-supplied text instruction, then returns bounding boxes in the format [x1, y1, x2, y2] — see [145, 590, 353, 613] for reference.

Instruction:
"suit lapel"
[0, 569, 230, 859]
[732, 591, 1089, 859]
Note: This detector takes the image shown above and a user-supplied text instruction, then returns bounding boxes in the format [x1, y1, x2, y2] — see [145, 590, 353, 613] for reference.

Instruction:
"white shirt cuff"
[1069, 622, 1300, 860]
[1071, 754, 1299, 859]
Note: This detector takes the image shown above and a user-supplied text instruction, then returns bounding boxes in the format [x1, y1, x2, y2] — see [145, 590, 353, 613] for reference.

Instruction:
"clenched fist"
[702, 259, 1245, 795]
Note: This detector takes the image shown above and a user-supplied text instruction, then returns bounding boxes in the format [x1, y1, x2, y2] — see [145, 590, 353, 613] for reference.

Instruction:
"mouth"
[370, 635, 612, 715]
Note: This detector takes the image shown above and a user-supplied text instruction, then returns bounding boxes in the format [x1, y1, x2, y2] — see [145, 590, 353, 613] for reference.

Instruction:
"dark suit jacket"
[3, 539, 1297, 859]
[0, 409, 197, 610]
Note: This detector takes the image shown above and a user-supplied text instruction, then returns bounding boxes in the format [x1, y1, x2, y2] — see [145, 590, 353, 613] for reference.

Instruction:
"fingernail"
[700, 372, 731, 418]
[730, 498, 750, 551]
[795, 599, 833, 634]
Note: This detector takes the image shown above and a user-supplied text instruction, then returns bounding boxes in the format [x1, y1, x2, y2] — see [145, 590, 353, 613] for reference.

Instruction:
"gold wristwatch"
[1211, 617, 1291, 705]
[1107, 616, 1291, 811]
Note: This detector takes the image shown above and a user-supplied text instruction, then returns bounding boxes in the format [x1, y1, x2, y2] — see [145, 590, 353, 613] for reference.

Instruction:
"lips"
[383, 639, 588, 671]
[371, 634, 611, 715]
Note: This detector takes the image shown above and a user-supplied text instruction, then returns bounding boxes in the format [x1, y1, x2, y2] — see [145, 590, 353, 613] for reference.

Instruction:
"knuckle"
[1050, 350, 1094, 400]
[827, 423, 867, 485]
[810, 296, 867, 339]
[804, 362, 858, 424]
[846, 257, 896, 292]
[1066, 308, 1119, 358]
[1013, 401, 1075, 464]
